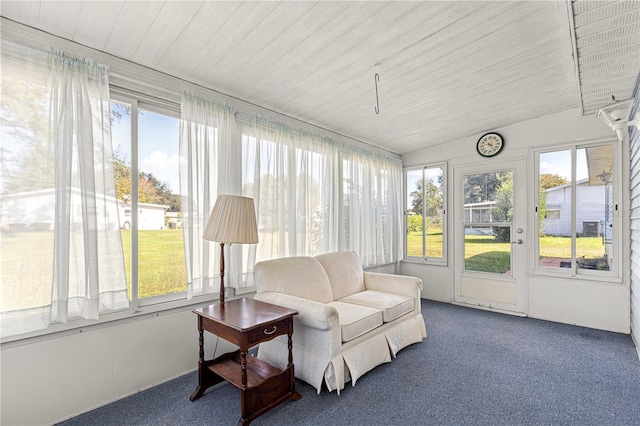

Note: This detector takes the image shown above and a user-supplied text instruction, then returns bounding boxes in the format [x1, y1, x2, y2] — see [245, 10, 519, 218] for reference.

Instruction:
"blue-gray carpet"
[58, 300, 640, 425]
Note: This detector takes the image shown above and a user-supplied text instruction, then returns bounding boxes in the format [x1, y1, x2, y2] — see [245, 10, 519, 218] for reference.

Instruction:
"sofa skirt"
[257, 313, 426, 394]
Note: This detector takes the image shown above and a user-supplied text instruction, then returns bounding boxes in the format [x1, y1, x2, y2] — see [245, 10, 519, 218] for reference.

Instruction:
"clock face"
[477, 133, 504, 157]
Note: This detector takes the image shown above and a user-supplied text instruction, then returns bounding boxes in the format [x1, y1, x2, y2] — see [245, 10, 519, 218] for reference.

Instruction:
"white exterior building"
[118, 201, 169, 230]
[0, 188, 168, 231]
[542, 179, 606, 237]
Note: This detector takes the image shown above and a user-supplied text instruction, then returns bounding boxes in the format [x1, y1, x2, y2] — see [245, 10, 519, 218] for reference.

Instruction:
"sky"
[539, 149, 588, 182]
[405, 148, 589, 210]
[111, 102, 181, 194]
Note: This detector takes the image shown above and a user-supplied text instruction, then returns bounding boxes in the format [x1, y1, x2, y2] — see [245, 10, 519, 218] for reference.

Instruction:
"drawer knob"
[264, 326, 277, 335]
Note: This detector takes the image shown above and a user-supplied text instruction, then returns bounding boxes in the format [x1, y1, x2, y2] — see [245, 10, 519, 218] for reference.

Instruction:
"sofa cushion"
[254, 256, 333, 303]
[339, 290, 414, 322]
[316, 251, 364, 300]
[327, 301, 383, 342]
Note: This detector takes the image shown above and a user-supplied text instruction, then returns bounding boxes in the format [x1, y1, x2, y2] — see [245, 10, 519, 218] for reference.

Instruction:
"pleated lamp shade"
[203, 195, 258, 244]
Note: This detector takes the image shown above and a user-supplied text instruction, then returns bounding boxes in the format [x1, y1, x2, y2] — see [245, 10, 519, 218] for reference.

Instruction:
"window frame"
[111, 94, 191, 308]
[533, 139, 622, 281]
[403, 162, 447, 265]
[1, 89, 218, 344]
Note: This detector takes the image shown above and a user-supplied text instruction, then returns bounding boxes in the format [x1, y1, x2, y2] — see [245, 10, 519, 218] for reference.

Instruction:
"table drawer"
[247, 318, 290, 345]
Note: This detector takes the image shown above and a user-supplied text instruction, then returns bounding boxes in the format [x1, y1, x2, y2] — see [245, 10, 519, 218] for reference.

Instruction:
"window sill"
[531, 269, 624, 285]
[402, 258, 448, 267]
[1, 292, 253, 348]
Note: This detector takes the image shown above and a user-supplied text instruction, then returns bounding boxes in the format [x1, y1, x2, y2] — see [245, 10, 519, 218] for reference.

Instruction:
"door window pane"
[463, 171, 513, 274]
[464, 225, 512, 275]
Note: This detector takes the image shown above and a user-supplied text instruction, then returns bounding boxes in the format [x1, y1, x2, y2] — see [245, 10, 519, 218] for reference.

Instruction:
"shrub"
[406, 214, 423, 233]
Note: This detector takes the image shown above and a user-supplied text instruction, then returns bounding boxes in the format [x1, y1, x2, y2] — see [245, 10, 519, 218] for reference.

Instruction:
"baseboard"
[49, 368, 198, 426]
[451, 301, 527, 317]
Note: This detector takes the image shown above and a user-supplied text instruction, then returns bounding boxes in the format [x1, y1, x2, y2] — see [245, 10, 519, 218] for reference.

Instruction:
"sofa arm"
[254, 292, 339, 331]
[363, 272, 423, 311]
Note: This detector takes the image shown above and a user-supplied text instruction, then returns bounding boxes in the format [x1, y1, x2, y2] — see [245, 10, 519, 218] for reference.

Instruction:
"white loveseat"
[253, 251, 426, 394]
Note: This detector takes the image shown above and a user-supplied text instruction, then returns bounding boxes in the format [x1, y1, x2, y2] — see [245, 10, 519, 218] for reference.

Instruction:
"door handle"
[511, 239, 523, 245]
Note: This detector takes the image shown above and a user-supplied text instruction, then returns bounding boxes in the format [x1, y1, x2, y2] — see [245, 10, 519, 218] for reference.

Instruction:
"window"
[241, 119, 403, 268]
[1, 43, 403, 339]
[111, 98, 186, 303]
[537, 142, 618, 275]
[1, 49, 55, 333]
[342, 154, 401, 266]
[545, 210, 560, 220]
[1, 42, 129, 339]
[404, 164, 446, 263]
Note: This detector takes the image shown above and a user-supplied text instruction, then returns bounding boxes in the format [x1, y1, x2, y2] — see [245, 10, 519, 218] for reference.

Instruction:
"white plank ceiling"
[1, 0, 639, 155]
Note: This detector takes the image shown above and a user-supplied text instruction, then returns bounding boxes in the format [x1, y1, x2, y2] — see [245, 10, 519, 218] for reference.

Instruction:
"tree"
[139, 171, 180, 212]
[409, 177, 443, 228]
[113, 147, 180, 212]
[1, 78, 180, 213]
[113, 150, 132, 202]
[410, 179, 442, 215]
[492, 178, 513, 242]
[1, 78, 54, 193]
[463, 172, 505, 204]
[540, 173, 567, 190]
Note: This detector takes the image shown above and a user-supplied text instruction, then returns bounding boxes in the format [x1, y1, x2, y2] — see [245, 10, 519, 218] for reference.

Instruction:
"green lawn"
[407, 230, 607, 273]
[2, 227, 609, 311]
[1, 229, 187, 311]
[406, 227, 444, 258]
[462, 235, 511, 273]
[121, 229, 187, 298]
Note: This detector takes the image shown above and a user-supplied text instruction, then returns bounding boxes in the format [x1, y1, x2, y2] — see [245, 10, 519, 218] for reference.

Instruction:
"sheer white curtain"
[241, 117, 340, 265]
[0, 41, 128, 337]
[179, 93, 239, 298]
[49, 50, 129, 322]
[340, 148, 404, 267]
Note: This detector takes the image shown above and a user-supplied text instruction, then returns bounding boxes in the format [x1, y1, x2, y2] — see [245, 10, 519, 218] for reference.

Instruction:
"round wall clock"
[476, 132, 504, 157]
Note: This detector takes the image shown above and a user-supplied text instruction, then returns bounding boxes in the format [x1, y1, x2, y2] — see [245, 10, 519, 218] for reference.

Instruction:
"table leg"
[287, 324, 302, 401]
[189, 327, 206, 401]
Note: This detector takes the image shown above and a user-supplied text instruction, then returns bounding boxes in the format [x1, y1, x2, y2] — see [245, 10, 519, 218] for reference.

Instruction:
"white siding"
[630, 71, 640, 359]
[542, 182, 605, 237]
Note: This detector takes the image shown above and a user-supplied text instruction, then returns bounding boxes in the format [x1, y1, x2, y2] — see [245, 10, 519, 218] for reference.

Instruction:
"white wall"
[401, 107, 632, 334]
[1, 266, 395, 426]
[0, 306, 238, 425]
[630, 73, 640, 359]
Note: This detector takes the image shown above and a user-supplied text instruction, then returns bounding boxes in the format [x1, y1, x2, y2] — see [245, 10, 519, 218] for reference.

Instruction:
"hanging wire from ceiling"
[374, 63, 380, 115]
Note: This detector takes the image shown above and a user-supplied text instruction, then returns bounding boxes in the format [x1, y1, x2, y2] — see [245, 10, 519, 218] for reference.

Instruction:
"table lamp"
[203, 195, 258, 303]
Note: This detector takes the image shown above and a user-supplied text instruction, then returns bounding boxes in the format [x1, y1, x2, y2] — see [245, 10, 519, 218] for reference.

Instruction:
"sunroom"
[1, 2, 639, 425]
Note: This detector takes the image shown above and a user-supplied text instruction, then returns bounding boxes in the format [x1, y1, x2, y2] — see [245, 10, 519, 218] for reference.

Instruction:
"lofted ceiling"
[1, 1, 639, 155]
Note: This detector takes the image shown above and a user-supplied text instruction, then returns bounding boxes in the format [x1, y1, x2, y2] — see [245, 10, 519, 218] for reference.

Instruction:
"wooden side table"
[190, 298, 302, 425]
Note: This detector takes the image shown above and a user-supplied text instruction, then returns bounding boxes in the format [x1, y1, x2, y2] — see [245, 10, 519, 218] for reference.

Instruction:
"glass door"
[454, 160, 526, 313]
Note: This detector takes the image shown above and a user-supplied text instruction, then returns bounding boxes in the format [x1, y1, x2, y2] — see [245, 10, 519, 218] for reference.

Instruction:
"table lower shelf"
[208, 354, 282, 389]
[199, 351, 301, 425]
